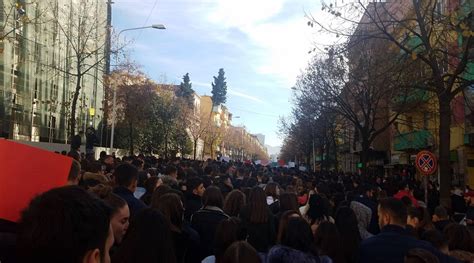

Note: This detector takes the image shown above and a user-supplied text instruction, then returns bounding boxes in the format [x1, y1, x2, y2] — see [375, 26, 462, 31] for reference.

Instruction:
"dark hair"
[277, 210, 301, 243]
[281, 217, 315, 253]
[67, 151, 81, 162]
[335, 206, 361, 263]
[405, 248, 440, 263]
[187, 177, 204, 193]
[112, 208, 176, 263]
[151, 184, 172, 206]
[203, 186, 224, 208]
[131, 159, 144, 169]
[144, 176, 159, 194]
[222, 241, 261, 263]
[224, 190, 246, 217]
[279, 192, 299, 213]
[17, 186, 111, 263]
[314, 221, 345, 263]
[152, 193, 184, 232]
[422, 230, 448, 251]
[434, 206, 448, 219]
[378, 197, 407, 225]
[443, 223, 474, 252]
[114, 163, 139, 187]
[165, 165, 177, 176]
[88, 184, 127, 215]
[248, 187, 269, 223]
[68, 159, 81, 182]
[265, 183, 279, 199]
[215, 218, 247, 263]
[306, 194, 330, 224]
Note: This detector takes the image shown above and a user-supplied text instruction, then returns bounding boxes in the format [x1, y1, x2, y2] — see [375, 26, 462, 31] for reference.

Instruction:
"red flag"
[0, 139, 72, 222]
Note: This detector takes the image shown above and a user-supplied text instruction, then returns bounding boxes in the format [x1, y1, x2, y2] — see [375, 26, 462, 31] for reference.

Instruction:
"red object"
[298, 194, 308, 206]
[464, 190, 474, 197]
[0, 139, 72, 222]
[415, 151, 437, 175]
[394, 190, 419, 207]
[278, 159, 285, 167]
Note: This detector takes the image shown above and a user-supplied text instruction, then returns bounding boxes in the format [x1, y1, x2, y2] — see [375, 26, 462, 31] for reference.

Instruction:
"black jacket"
[190, 206, 229, 261]
[113, 186, 147, 219]
[184, 193, 202, 222]
[239, 205, 276, 253]
[358, 225, 459, 263]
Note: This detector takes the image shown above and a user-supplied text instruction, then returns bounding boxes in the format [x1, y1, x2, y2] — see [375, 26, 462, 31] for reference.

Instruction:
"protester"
[314, 221, 345, 263]
[112, 208, 176, 263]
[191, 186, 230, 261]
[405, 248, 440, 263]
[185, 177, 205, 221]
[350, 201, 373, 240]
[239, 186, 276, 253]
[358, 198, 457, 263]
[443, 223, 474, 262]
[140, 176, 161, 205]
[432, 206, 452, 233]
[221, 241, 261, 263]
[17, 186, 113, 263]
[305, 193, 333, 231]
[276, 210, 301, 243]
[202, 217, 247, 263]
[113, 163, 147, 218]
[407, 206, 434, 239]
[67, 159, 81, 185]
[335, 206, 361, 263]
[265, 182, 280, 214]
[223, 190, 246, 217]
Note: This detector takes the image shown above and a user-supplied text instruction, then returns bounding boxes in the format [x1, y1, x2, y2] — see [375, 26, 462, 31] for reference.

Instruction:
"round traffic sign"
[415, 150, 437, 175]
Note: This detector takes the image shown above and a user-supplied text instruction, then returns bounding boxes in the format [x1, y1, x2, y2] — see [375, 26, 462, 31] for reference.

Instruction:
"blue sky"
[113, 0, 333, 148]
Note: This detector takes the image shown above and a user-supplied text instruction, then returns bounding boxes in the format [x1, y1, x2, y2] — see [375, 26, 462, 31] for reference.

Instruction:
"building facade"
[0, 0, 107, 144]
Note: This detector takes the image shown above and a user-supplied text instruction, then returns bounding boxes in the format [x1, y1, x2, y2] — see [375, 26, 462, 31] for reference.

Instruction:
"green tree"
[176, 73, 195, 107]
[211, 68, 227, 106]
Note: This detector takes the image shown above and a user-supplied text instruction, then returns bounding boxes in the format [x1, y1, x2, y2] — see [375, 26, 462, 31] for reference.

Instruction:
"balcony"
[394, 129, 433, 151]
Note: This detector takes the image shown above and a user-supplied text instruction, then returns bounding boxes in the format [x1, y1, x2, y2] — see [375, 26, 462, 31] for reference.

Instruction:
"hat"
[464, 190, 474, 197]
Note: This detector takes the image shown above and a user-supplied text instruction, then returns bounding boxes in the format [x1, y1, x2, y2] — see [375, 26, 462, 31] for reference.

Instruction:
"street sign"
[415, 150, 437, 175]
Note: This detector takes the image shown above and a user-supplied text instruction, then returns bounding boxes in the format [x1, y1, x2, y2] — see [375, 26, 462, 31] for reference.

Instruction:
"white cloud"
[228, 89, 265, 104]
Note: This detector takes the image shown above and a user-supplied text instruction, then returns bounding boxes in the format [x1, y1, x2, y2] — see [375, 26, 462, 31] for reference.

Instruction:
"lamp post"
[109, 24, 166, 154]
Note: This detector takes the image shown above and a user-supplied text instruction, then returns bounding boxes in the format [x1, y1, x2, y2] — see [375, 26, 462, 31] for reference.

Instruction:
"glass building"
[0, 0, 106, 144]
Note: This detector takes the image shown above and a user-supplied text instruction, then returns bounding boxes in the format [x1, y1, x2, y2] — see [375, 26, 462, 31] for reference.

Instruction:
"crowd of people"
[1, 151, 474, 263]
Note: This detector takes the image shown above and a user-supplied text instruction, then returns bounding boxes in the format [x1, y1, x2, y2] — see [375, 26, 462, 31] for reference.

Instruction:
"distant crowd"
[1, 150, 474, 263]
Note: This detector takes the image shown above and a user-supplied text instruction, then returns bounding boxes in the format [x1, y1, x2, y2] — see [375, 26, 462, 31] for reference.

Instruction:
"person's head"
[306, 194, 330, 224]
[67, 159, 82, 185]
[68, 150, 81, 162]
[277, 210, 301, 243]
[335, 206, 361, 238]
[114, 163, 139, 192]
[112, 208, 176, 263]
[89, 184, 130, 245]
[131, 159, 144, 171]
[432, 206, 449, 222]
[464, 190, 474, 205]
[214, 217, 247, 263]
[187, 177, 205, 197]
[165, 165, 178, 178]
[422, 230, 449, 254]
[407, 206, 431, 229]
[361, 184, 375, 198]
[378, 197, 407, 228]
[314, 221, 344, 263]
[224, 190, 246, 217]
[144, 176, 161, 194]
[18, 186, 113, 263]
[265, 182, 280, 199]
[203, 186, 224, 209]
[405, 248, 440, 263]
[248, 186, 269, 224]
[443, 223, 474, 252]
[152, 193, 184, 232]
[221, 241, 261, 263]
[279, 192, 299, 212]
[280, 217, 315, 253]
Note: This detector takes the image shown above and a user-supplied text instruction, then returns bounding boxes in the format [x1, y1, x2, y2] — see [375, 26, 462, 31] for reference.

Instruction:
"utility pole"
[102, 0, 113, 148]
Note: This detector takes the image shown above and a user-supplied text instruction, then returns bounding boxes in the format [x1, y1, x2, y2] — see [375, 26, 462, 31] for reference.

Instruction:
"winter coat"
[113, 186, 147, 219]
[358, 225, 459, 263]
[350, 201, 373, 240]
[239, 205, 276, 253]
[394, 190, 419, 207]
[266, 245, 333, 263]
[184, 193, 202, 222]
[191, 206, 229, 261]
[353, 195, 379, 234]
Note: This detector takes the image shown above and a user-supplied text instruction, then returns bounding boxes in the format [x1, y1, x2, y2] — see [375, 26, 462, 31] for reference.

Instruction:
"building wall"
[0, 0, 106, 144]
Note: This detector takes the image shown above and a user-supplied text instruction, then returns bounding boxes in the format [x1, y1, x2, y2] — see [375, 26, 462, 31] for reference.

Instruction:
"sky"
[113, 0, 335, 149]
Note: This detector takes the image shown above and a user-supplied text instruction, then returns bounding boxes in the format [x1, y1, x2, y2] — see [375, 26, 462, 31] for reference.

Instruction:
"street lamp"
[109, 24, 166, 154]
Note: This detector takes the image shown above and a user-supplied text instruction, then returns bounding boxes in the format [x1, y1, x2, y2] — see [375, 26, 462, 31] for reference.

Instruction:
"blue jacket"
[113, 186, 147, 218]
[358, 225, 459, 263]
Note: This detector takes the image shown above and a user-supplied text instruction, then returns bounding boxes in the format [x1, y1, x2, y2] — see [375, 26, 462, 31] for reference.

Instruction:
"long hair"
[279, 192, 299, 213]
[248, 187, 269, 223]
[112, 208, 176, 263]
[314, 221, 346, 263]
[224, 190, 246, 217]
[280, 217, 316, 254]
[277, 210, 301, 243]
[215, 217, 247, 263]
[152, 193, 184, 232]
[335, 206, 361, 263]
[221, 241, 261, 263]
[265, 183, 279, 199]
[203, 186, 224, 208]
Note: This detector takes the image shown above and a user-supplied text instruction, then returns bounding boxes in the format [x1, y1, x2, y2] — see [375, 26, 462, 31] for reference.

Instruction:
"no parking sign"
[415, 150, 437, 175]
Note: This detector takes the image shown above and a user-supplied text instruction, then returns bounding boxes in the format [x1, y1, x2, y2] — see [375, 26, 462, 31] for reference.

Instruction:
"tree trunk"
[129, 121, 134, 155]
[438, 97, 452, 207]
[69, 76, 82, 139]
[193, 138, 198, 160]
[360, 139, 370, 175]
[165, 131, 169, 159]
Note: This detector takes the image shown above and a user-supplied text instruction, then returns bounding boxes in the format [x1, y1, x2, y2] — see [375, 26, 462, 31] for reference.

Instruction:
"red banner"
[0, 139, 72, 222]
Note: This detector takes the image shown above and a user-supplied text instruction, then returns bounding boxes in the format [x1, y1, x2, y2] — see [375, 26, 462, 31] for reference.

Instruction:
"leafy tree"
[176, 73, 195, 108]
[211, 68, 228, 106]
